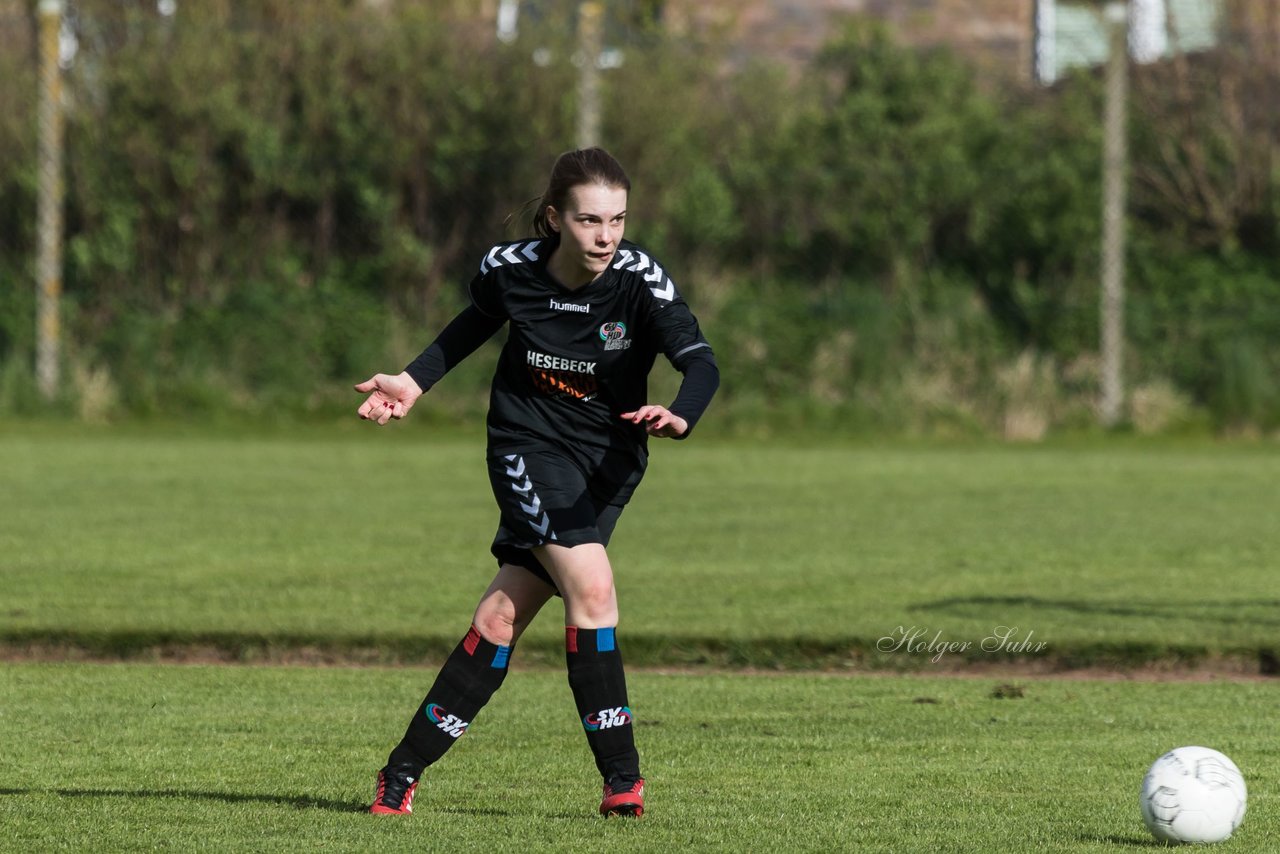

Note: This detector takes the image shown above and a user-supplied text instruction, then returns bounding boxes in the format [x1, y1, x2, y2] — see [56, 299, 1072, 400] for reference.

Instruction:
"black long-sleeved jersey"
[406, 236, 718, 466]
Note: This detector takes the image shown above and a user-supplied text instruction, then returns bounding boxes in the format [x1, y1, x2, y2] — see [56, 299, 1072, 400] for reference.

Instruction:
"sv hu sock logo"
[583, 706, 632, 732]
[426, 703, 470, 738]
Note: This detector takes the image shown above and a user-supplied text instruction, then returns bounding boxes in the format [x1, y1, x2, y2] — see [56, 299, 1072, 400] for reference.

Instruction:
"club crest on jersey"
[599, 321, 632, 351]
[426, 703, 470, 738]
[583, 706, 632, 732]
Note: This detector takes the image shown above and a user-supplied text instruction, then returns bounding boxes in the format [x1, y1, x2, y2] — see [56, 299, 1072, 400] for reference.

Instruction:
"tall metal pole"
[36, 0, 66, 401]
[576, 1, 602, 149]
[1099, 2, 1128, 428]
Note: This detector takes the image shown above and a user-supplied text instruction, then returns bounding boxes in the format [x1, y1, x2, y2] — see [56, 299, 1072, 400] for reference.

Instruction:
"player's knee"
[569, 577, 617, 624]
[473, 602, 517, 647]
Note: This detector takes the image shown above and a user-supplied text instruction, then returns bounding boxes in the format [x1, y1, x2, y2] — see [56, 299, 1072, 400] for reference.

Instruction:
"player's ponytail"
[531, 147, 631, 238]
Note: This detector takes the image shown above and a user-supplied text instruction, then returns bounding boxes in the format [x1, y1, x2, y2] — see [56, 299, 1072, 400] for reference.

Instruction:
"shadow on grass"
[914, 595, 1280, 628]
[0, 786, 366, 813]
[1076, 832, 1166, 847]
[435, 805, 582, 821]
[0, 788, 590, 821]
[4, 622, 1276, 673]
[435, 805, 517, 818]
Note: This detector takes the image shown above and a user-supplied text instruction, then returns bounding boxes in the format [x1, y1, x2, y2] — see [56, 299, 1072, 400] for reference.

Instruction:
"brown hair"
[530, 147, 631, 238]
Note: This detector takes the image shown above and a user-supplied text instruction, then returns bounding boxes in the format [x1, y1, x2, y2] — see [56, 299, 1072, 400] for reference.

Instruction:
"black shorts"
[486, 447, 645, 591]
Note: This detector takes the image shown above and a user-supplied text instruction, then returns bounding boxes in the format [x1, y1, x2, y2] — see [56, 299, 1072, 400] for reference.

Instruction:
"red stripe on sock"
[463, 624, 482, 656]
[565, 626, 579, 654]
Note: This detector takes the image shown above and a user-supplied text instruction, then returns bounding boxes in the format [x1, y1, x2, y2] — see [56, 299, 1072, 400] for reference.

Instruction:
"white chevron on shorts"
[500, 454, 557, 542]
[481, 240, 543, 275]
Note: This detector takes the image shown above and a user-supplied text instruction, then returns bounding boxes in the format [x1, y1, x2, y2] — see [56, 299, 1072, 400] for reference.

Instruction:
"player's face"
[547, 183, 627, 285]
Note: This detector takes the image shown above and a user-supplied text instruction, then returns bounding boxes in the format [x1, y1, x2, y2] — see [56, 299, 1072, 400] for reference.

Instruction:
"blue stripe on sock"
[597, 627, 616, 652]
[491, 645, 510, 669]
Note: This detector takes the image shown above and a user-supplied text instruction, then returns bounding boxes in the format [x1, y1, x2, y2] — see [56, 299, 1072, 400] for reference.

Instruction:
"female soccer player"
[354, 147, 719, 818]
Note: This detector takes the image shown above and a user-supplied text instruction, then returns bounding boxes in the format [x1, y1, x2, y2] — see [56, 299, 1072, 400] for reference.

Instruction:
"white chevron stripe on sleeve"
[649, 279, 675, 301]
[483, 242, 543, 274]
[481, 245, 503, 274]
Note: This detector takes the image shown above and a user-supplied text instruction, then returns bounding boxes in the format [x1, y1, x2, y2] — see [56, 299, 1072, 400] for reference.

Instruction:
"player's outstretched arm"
[355, 372, 423, 425]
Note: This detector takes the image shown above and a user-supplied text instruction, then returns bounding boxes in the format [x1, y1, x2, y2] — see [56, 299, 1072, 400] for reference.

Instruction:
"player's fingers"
[646, 413, 673, 434]
[354, 376, 380, 393]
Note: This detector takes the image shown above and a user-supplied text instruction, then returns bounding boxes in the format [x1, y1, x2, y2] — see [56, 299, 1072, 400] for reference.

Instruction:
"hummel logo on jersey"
[426, 703, 469, 738]
[583, 706, 632, 732]
[550, 297, 591, 314]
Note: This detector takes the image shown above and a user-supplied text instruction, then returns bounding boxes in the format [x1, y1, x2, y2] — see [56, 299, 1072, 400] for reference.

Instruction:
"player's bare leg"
[371, 564, 554, 815]
[534, 543, 644, 817]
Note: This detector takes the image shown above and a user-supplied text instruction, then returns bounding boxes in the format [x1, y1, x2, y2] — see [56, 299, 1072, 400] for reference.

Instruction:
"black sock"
[565, 626, 640, 782]
[387, 624, 513, 772]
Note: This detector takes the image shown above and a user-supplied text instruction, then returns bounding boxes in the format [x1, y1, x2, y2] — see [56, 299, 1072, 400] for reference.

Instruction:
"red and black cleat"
[370, 765, 419, 815]
[599, 776, 645, 818]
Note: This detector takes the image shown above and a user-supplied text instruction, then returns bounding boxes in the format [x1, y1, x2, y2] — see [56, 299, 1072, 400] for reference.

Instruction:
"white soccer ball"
[1139, 746, 1247, 845]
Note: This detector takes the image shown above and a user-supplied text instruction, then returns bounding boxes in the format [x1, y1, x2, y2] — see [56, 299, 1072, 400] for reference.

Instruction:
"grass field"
[1, 663, 1276, 852]
[1, 425, 1277, 670]
[1, 425, 1276, 850]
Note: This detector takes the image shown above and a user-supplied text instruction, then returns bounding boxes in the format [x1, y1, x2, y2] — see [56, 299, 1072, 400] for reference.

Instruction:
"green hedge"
[0, 2, 1276, 432]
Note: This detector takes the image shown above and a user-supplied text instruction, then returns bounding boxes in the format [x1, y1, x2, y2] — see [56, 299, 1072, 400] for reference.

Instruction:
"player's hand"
[621, 405, 688, 438]
[354, 372, 423, 425]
